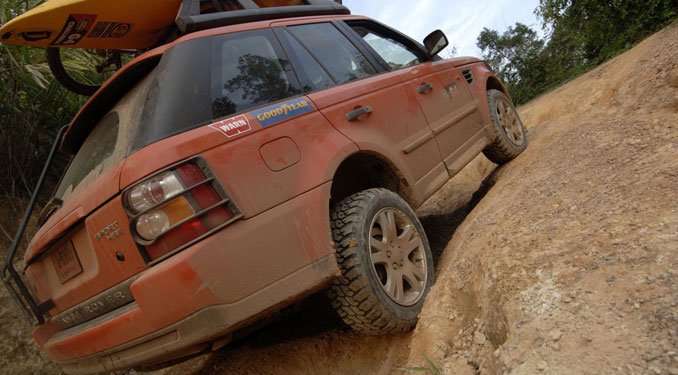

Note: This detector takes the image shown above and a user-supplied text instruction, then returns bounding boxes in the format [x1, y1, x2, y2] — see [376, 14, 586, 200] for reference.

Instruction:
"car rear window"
[56, 73, 153, 202]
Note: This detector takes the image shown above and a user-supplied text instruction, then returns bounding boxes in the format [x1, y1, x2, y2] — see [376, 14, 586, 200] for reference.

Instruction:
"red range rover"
[3, 1, 527, 373]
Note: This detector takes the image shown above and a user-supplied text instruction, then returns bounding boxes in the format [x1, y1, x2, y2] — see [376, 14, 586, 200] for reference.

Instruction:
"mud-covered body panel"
[14, 11, 516, 374]
[34, 183, 336, 363]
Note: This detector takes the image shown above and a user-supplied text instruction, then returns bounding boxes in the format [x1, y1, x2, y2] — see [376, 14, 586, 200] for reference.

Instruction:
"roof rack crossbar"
[176, 0, 350, 34]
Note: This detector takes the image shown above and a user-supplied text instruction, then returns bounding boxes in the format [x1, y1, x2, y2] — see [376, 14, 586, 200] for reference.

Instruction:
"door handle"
[346, 106, 373, 121]
[417, 82, 434, 94]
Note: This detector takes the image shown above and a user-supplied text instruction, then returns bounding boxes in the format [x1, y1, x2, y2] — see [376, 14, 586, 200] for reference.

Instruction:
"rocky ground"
[0, 22, 676, 375]
[406, 22, 678, 374]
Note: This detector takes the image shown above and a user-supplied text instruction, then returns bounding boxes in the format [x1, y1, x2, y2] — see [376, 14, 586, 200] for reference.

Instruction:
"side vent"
[462, 69, 474, 84]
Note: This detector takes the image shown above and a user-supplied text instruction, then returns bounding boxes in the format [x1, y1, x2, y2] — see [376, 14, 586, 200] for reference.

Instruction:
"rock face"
[1, 21, 677, 375]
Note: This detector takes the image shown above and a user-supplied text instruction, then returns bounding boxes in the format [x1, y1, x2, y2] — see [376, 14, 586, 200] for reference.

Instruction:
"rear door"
[275, 21, 447, 201]
[344, 20, 486, 175]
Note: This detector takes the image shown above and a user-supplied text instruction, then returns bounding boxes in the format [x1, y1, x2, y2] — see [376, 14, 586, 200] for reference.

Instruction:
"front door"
[344, 20, 485, 174]
[403, 62, 485, 173]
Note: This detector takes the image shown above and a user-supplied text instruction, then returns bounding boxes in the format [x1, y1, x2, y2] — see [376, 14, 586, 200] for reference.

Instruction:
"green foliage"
[477, 23, 547, 104]
[537, 0, 677, 63]
[477, 0, 677, 105]
[0, 0, 84, 201]
[400, 355, 442, 374]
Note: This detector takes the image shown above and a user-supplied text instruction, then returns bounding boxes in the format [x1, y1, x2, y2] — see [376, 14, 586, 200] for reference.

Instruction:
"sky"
[343, 0, 542, 57]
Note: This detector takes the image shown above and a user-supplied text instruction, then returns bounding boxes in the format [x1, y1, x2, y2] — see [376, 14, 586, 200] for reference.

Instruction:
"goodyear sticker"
[250, 97, 314, 127]
[209, 115, 252, 138]
[50, 14, 97, 46]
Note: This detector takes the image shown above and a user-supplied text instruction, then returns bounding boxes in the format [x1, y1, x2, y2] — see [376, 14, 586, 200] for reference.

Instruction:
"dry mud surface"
[1, 23, 676, 375]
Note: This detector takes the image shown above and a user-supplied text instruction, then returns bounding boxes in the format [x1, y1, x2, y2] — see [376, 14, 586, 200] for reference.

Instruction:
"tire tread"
[328, 189, 419, 334]
[482, 89, 527, 164]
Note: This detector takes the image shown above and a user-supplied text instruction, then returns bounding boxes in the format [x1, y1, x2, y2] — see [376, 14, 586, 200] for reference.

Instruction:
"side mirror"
[423, 30, 449, 57]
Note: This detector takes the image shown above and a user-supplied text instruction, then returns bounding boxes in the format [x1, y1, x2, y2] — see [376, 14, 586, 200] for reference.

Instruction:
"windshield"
[55, 72, 154, 202]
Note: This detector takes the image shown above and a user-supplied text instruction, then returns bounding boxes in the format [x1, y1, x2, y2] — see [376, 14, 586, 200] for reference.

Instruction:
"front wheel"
[483, 89, 528, 164]
[328, 188, 434, 334]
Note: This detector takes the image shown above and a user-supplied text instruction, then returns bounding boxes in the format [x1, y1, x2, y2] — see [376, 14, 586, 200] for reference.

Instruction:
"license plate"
[51, 241, 82, 283]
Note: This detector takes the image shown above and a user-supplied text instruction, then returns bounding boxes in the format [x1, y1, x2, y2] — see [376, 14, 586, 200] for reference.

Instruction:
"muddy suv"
[4, 2, 526, 374]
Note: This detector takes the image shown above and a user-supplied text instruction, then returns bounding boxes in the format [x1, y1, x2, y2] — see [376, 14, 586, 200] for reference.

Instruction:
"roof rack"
[176, 0, 350, 34]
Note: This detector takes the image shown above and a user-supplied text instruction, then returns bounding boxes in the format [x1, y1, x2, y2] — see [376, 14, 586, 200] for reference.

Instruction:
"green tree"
[223, 54, 299, 107]
[477, 23, 547, 104]
[0, 0, 84, 202]
[537, 0, 677, 65]
[477, 0, 677, 105]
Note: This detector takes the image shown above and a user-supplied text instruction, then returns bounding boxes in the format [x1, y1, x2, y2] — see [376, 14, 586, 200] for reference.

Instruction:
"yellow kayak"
[0, 0, 182, 49]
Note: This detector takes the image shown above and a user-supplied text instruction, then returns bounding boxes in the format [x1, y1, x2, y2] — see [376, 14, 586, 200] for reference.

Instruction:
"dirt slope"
[405, 22, 678, 374]
[1, 22, 676, 375]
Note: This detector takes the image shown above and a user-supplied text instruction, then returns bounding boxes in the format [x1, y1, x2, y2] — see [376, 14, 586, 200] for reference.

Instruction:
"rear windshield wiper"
[36, 197, 63, 228]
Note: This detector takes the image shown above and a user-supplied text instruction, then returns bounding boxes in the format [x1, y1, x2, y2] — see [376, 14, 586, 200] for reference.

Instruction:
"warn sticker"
[209, 115, 252, 138]
[50, 14, 97, 46]
[250, 97, 314, 127]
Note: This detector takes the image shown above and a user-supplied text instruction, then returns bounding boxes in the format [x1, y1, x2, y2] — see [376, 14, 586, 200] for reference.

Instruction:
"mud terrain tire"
[328, 188, 434, 334]
[483, 89, 528, 164]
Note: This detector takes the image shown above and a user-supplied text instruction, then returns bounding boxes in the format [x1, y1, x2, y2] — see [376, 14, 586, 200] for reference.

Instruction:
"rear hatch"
[22, 63, 158, 324]
[21, 34, 232, 327]
[21, 21, 319, 328]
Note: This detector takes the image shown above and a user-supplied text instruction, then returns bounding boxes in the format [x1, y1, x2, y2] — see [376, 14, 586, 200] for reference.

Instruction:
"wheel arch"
[485, 75, 512, 102]
[469, 65, 515, 139]
[330, 151, 417, 209]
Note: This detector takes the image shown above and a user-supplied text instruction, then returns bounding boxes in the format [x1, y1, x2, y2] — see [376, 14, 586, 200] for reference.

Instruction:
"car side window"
[211, 29, 301, 120]
[277, 28, 335, 93]
[349, 24, 425, 70]
[286, 23, 376, 86]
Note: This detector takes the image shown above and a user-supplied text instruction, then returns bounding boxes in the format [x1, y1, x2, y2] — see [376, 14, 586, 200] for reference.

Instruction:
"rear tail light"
[123, 158, 241, 262]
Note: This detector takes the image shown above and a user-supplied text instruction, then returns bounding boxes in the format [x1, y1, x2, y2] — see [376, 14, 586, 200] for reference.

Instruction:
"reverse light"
[135, 196, 196, 241]
[123, 158, 241, 262]
[135, 211, 169, 241]
[126, 171, 184, 214]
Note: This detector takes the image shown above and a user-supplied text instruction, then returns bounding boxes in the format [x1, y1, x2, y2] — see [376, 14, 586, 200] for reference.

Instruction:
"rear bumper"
[57, 255, 335, 374]
[32, 182, 337, 373]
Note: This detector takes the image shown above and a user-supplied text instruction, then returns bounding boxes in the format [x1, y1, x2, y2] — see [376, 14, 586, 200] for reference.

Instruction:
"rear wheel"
[328, 188, 434, 334]
[483, 89, 527, 164]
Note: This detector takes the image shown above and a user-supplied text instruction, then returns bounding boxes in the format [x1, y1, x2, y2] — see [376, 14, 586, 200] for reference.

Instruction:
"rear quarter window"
[131, 29, 303, 150]
[211, 29, 301, 119]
